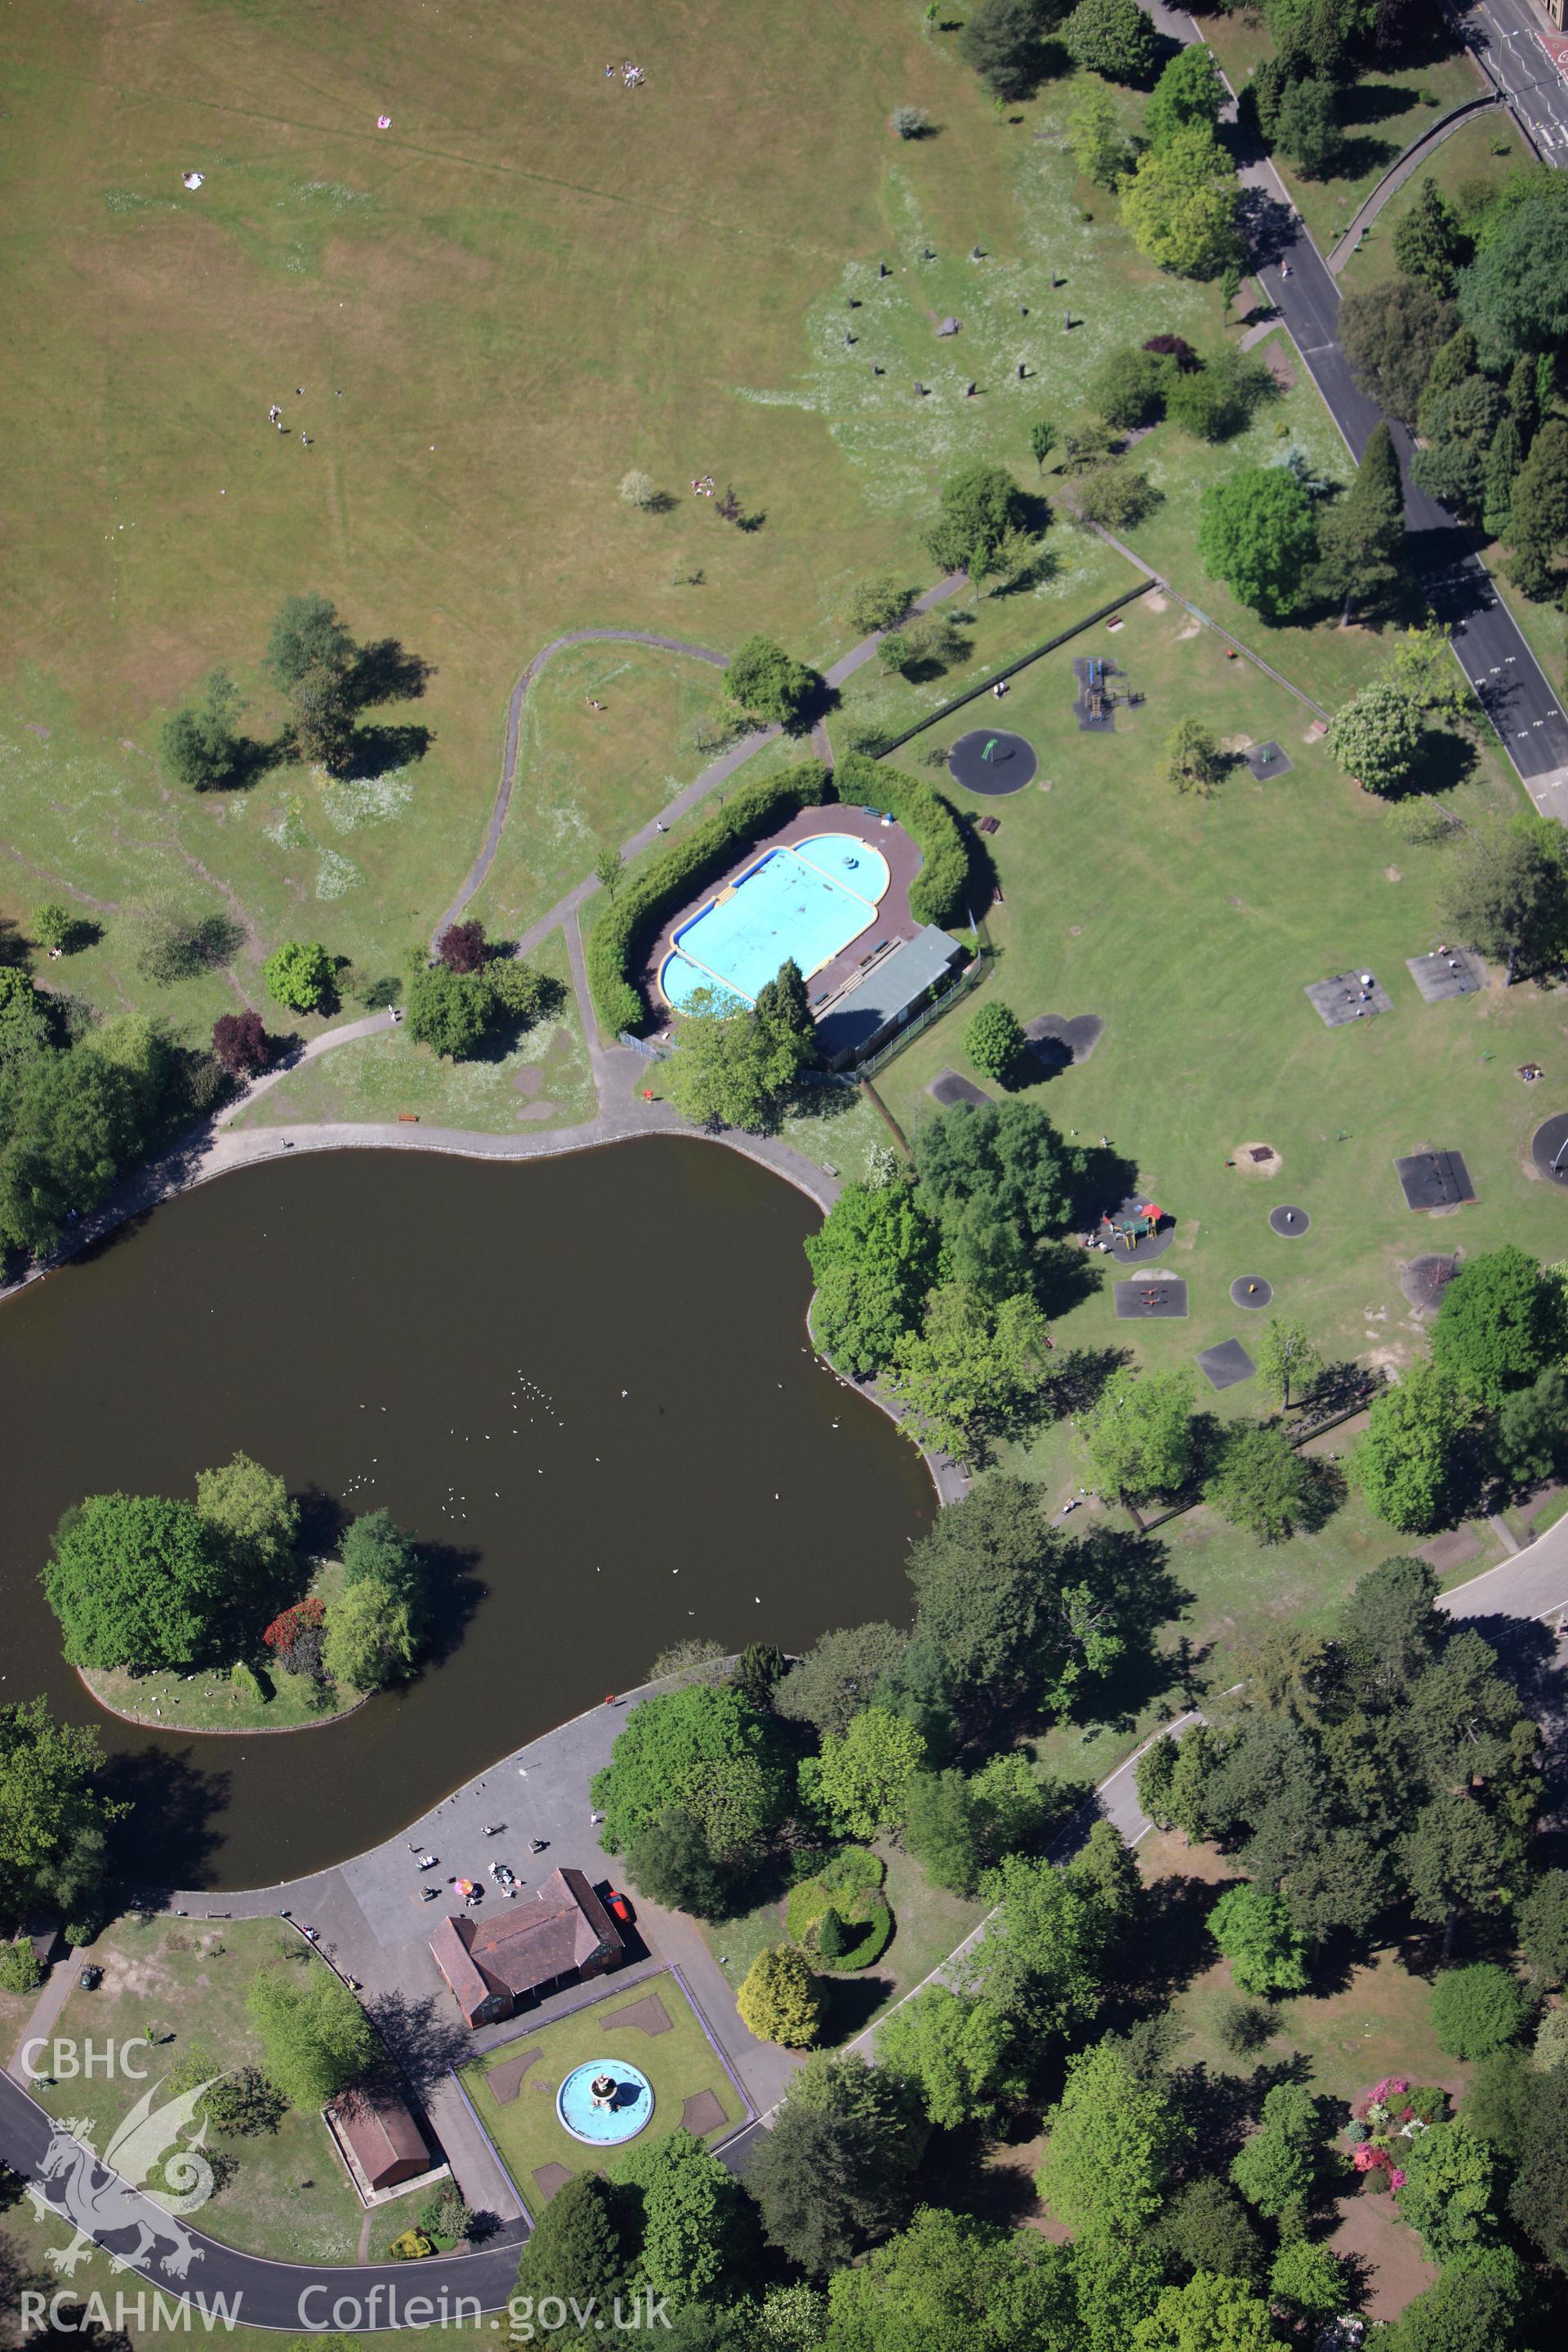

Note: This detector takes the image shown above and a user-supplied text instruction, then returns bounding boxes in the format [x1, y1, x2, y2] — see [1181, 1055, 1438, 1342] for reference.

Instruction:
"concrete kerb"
[1325, 95, 1505, 274]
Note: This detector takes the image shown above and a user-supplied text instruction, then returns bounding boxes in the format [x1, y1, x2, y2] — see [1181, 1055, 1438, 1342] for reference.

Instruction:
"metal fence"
[857, 963, 982, 1078]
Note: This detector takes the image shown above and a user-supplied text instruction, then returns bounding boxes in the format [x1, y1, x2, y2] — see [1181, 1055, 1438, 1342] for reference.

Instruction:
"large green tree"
[666, 986, 810, 1134]
[1145, 44, 1226, 149]
[804, 1182, 939, 1376]
[1397, 2116, 1500, 2265]
[43, 1494, 234, 1671]
[591, 1683, 791, 1865]
[1082, 1368, 1196, 1505]
[875, 1986, 1027, 2132]
[969, 1855, 1117, 2036]
[722, 636, 818, 730]
[1063, 0, 1157, 84]
[1208, 1882, 1308, 1998]
[196, 1453, 298, 1584]
[750, 2053, 924, 2274]
[1351, 1361, 1470, 1533]
[958, 0, 1059, 102]
[1459, 194, 1568, 368]
[1326, 678, 1424, 796]
[1341, 277, 1456, 420]
[826, 2207, 1078, 2352]
[1503, 419, 1568, 599]
[0, 1048, 136, 1258]
[1197, 466, 1317, 621]
[1438, 812, 1568, 981]
[800, 1706, 926, 1841]
[890, 1283, 1052, 1468]
[1276, 78, 1341, 179]
[1394, 177, 1469, 296]
[910, 1098, 1084, 1302]
[321, 1582, 419, 1691]
[245, 1958, 379, 2111]
[159, 668, 248, 792]
[512, 2173, 630, 2310]
[1316, 423, 1405, 618]
[1130, 2272, 1276, 2352]
[1036, 2040, 1184, 2238]
[773, 1620, 909, 1740]
[924, 462, 1031, 587]
[618, 2131, 756, 2309]
[0, 1698, 125, 1925]
[1432, 1244, 1563, 1405]
[1120, 127, 1241, 279]
[1204, 1423, 1316, 1544]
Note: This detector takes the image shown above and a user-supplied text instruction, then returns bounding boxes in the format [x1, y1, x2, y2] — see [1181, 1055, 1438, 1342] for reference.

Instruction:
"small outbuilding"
[325, 2088, 432, 2196]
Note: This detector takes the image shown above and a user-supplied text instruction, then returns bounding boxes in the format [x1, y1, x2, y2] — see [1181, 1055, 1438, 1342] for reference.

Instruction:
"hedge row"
[836, 750, 970, 928]
[586, 760, 830, 1036]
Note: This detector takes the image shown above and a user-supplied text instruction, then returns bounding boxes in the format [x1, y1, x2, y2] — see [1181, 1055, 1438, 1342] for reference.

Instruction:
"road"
[0, 2070, 522, 2332]
[1150, 2, 1568, 815]
[1461, 0, 1568, 156]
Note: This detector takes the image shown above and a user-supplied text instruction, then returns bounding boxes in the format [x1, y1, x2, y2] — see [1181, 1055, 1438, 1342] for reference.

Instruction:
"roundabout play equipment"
[946, 727, 1038, 796]
[557, 2060, 654, 2147]
[1531, 1111, 1568, 1186]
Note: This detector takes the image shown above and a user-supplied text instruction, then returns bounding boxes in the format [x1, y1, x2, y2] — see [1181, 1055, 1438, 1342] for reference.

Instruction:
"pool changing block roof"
[816, 925, 963, 1068]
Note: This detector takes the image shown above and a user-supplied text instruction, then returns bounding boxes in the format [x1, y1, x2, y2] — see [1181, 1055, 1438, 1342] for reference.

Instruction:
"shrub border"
[585, 760, 829, 1036]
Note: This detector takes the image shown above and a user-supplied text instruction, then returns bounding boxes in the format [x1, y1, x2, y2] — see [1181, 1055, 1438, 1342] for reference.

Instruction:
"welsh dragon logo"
[25, 2074, 220, 2278]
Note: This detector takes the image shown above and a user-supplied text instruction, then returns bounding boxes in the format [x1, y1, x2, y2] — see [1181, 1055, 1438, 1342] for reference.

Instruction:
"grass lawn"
[1138, 1830, 1468, 2109]
[1336, 114, 1527, 294]
[698, 1842, 984, 2045]
[858, 591, 1564, 1715]
[230, 930, 597, 1134]
[0, 2, 1400, 1079]
[31, 1918, 380, 2265]
[464, 643, 737, 944]
[458, 1971, 743, 2204]
[80, 1565, 363, 1734]
[1200, 15, 1486, 255]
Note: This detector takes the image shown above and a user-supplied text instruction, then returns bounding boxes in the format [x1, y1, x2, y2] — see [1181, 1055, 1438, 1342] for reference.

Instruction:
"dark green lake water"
[0, 1141, 933, 1890]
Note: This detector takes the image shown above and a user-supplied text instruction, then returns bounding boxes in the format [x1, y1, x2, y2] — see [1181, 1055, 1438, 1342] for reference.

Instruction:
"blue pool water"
[556, 2059, 655, 2146]
[660, 832, 892, 1013]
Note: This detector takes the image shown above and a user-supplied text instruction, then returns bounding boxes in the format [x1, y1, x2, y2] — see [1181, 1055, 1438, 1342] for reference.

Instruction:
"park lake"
[0, 1140, 933, 1891]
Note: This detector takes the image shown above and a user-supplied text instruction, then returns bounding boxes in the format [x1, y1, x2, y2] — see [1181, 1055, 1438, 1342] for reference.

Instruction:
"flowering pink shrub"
[1389, 2167, 1407, 2189]
[1352, 2145, 1376, 2172]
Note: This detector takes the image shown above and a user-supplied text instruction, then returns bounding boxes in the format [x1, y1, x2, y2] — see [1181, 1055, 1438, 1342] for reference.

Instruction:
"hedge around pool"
[586, 760, 829, 1037]
[835, 750, 970, 930]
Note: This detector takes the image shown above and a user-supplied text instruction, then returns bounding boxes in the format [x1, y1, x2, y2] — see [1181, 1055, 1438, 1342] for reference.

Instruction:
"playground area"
[874, 596, 1567, 1424]
[947, 726, 1038, 795]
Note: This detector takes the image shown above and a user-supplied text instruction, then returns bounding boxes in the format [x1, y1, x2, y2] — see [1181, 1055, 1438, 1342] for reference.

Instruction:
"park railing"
[856, 960, 983, 1078]
[867, 581, 1156, 761]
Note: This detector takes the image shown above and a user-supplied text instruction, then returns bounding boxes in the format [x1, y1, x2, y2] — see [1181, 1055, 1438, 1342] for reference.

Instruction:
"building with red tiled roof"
[326, 2088, 431, 2195]
[430, 1866, 624, 2029]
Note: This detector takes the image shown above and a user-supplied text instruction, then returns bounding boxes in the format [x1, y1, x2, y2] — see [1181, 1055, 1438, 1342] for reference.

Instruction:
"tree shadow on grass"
[342, 721, 433, 778]
[908, 2118, 1044, 2229]
[1331, 133, 1405, 185]
[1338, 80, 1419, 131]
[817, 1971, 894, 2045]
[350, 638, 435, 710]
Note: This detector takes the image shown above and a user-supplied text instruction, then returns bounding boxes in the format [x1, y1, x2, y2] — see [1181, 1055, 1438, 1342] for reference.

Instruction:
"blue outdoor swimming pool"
[556, 2059, 655, 2146]
[660, 832, 892, 1013]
